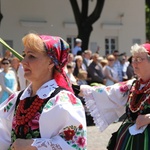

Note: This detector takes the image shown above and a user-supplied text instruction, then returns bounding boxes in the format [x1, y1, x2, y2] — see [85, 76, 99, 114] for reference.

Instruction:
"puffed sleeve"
[0, 93, 18, 150]
[32, 90, 87, 150]
[81, 79, 135, 132]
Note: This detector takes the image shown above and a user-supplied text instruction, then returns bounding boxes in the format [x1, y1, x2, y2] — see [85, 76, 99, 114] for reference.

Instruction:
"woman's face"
[132, 52, 150, 79]
[107, 58, 115, 66]
[1, 60, 10, 70]
[22, 47, 51, 83]
[77, 58, 83, 66]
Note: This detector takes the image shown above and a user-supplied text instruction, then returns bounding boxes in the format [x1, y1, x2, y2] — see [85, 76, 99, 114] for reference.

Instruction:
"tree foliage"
[146, 0, 150, 41]
[69, 0, 105, 51]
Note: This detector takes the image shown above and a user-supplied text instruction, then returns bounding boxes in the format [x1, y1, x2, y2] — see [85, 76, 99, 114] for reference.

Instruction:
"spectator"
[126, 56, 135, 79]
[77, 70, 88, 86]
[87, 53, 106, 85]
[99, 57, 108, 68]
[73, 55, 86, 78]
[4, 50, 13, 59]
[120, 55, 129, 81]
[0, 57, 3, 72]
[66, 63, 77, 85]
[82, 50, 92, 70]
[11, 57, 28, 90]
[72, 38, 82, 56]
[103, 54, 119, 86]
[113, 50, 123, 81]
[0, 57, 17, 104]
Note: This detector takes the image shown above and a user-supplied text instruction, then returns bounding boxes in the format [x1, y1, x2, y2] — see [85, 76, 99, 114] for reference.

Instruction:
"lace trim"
[32, 139, 62, 150]
[83, 87, 108, 132]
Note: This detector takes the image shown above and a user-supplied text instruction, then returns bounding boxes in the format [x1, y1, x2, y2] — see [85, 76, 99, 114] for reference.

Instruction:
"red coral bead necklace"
[128, 79, 150, 112]
[15, 95, 45, 135]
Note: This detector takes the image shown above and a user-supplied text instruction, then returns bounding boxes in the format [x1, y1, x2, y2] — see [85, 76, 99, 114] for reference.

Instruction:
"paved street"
[87, 122, 122, 150]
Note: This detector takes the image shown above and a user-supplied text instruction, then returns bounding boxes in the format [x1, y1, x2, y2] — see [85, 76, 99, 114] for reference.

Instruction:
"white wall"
[0, 0, 145, 57]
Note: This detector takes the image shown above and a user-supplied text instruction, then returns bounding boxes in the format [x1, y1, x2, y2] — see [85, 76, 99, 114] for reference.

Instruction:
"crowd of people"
[66, 42, 135, 88]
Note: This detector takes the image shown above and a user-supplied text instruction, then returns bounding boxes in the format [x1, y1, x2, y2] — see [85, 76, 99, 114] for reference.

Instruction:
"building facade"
[0, 0, 145, 57]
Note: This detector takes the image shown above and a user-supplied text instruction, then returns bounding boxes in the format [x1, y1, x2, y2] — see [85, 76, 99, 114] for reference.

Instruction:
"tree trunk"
[69, 0, 105, 51]
[78, 23, 93, 51]
[0, 0, 3, 25]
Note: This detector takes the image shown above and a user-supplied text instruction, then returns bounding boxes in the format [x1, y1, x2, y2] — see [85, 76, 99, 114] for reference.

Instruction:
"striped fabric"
[114, 123, 150, 150]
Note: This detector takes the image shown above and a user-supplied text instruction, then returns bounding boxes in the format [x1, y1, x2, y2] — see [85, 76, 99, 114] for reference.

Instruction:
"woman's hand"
[11, 139, 37, 150]
[136, 114, 150, 129]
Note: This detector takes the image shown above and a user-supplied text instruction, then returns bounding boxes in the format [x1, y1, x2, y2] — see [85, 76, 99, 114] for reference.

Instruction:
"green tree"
[69, 0, 105, 51]
[146, 0, 150, 41]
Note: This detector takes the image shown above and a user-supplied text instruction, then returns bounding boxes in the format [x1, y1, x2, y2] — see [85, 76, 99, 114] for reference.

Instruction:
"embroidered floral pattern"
[95, 87, 105, 93]
[55, 92, 82, 106]
[3, 94, 16, 112]
[4, 102, 13, 112]
[117, 81, 131, 97]
[60, 124, 86, 150]
[44, 101, 53, 110]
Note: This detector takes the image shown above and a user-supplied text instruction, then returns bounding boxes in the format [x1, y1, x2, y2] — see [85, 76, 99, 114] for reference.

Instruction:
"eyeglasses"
[2, 62, 9, 65]
[132, 57, 146, 63]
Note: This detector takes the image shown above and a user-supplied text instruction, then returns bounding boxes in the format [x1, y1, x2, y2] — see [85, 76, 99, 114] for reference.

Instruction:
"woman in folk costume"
[80, 43, 150, 149]
[0, 33, 87, 150]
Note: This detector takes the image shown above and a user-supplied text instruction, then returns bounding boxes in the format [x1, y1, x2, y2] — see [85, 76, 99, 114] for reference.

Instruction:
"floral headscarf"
[39, 35, 73, 92]
[142, 43, 150, 54]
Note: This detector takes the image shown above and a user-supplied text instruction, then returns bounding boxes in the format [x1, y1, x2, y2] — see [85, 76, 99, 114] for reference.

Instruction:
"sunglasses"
[2, 62, 9, 65]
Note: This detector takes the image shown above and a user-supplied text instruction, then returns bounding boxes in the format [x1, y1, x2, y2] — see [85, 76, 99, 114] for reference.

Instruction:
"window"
[105, 37, 118, 55]
[2, 40, 13, 57]
[132, 39, 141, 45]
[66, 36, 76, 53]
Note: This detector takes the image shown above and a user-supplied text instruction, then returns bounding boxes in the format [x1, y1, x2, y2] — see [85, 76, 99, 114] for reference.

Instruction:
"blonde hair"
[77, 70, 87, 80]
[22, 33, 45, 53]
[107, 54, 115, 60]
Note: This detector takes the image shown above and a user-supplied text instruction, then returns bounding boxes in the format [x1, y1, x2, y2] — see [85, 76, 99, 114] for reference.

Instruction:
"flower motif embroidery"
[120, 84, 129, 93]
[4, 94, 15, 112]
[28, 112, 40, 130]
[44, 101, 53, 110]
[64, 128, 75, 140]
[60, 124, 86, 150]
[55, 92, 81, 106]
[95, 87, 104, 93]
[7, 94, 15, 103]
[77, 136, 86, 148]
[106, 86, 111, 92]
[4, 102, 13, 112]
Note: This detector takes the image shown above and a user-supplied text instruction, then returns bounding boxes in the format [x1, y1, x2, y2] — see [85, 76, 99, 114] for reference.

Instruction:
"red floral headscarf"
[142, 43, 150, 54]
[39, 35, 73, 92]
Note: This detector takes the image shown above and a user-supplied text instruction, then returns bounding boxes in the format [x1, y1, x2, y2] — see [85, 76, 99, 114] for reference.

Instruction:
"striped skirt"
[113, 123, 150, 150]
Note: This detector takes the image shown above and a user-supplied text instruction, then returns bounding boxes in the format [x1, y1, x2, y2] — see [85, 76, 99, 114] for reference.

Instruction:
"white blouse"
[0, 79, 87, 150]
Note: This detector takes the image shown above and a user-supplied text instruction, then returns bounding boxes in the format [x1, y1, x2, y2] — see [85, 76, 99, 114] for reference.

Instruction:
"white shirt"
[0, 79, 87, 150]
